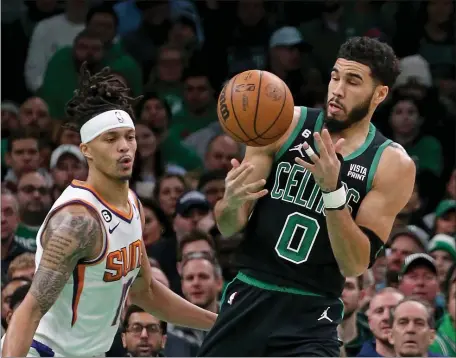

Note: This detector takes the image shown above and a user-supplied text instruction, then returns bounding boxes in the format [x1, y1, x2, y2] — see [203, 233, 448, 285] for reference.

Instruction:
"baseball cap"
[389, 225, 429, 251]
[175, 191, 210, 217]
[269, 26, 308, 49]
[435, 199, 456, 218]
[428, 234, 456, 262]
[50, 145, 85, 169]
[400, 253, 437, 277]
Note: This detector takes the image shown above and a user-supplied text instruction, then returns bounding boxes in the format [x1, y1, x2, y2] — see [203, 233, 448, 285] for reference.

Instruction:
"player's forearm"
[325, 208, 370, 277]
[214, 198, 247, 237]
[2, 298, 41, 356]
[133, 277, 217, 330]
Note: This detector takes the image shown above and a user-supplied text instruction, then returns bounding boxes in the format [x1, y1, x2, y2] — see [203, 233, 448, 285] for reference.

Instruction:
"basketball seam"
[230, 74, 261, 146]
[253, 79, 289, 140]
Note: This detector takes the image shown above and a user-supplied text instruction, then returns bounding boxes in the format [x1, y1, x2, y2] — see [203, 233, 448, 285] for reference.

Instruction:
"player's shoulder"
[375, 141, 416, 187]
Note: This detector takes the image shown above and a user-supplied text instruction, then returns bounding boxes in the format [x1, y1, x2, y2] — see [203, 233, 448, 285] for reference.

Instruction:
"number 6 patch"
[101, 210, 112, 223]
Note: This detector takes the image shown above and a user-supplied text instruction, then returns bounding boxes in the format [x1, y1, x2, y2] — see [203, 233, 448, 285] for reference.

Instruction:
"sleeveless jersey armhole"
[274, 106, 308, 162]
[366, 139, 393, 193]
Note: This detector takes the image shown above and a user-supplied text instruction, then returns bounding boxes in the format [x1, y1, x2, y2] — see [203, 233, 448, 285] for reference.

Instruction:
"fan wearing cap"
[173, 191, 213, 241]
[2, 64, 217, 358]
[428, 234, 456, 286]
[49, 144, 87, 200]
[398, 254, 442, 322]
[434, 199, 456, 236]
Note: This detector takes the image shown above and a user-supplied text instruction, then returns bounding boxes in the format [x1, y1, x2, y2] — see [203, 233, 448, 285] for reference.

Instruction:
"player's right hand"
[223, 159, 268, 209]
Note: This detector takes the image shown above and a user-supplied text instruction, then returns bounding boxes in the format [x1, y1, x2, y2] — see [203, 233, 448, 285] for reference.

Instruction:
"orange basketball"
[217, 70, 294, 147]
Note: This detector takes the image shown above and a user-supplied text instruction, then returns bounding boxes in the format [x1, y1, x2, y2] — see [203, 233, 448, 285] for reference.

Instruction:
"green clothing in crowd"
[38, 45, 142, 119]
[429, 313, 456, 357]
[169, 105, 218, 139]
[160, 132, 202, 171]
[15, 223, 39, 252]
[405, 135, 443, 177]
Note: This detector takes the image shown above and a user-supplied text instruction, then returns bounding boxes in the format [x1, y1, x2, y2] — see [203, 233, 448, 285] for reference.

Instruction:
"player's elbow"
[339, 258, 369, 278]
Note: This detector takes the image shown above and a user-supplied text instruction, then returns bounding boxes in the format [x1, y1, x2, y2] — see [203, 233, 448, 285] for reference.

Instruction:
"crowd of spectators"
[1, 0, 455, 356]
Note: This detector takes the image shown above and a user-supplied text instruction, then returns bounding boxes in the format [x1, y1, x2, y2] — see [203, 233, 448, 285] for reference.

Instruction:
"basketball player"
[1, 64, 217, 357]
[198, 37, 416, 356]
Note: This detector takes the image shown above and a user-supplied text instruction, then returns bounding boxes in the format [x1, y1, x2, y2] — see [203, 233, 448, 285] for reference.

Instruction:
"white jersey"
[33, 180, 143, 356]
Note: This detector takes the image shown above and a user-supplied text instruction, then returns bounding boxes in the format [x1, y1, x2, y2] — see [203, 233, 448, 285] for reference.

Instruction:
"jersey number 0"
[274, 213, 320, 264]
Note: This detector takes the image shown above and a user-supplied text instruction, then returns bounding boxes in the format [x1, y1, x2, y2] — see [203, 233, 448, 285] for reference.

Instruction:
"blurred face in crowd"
[430, 250, 454, 284]
[200, 179, 225, 208]
[1, 108, 19, 132]
[6, 138, 40, 177]
[205, 135, 239, 172]
[81, 127, 136, 182]
[389, 100, 421, 137]
[135, 123, 157, 159]
[181, 258, 222, 309]
[372, 255, 387, 284]
[158, 176, 185, 216]
[448, 281, 456, 323]
[142, 206, 163, 246]
[17, 172, 52, 225]
[1, 193, 19, 243]
[427, 0, 454, 25]
[270, 45, 302, 72]
[87, 12, 116, 44]
[168, 20, 196, 49]
[73, 35, 104, 73]
[435, 210, 456, 235]
[157, 47, 184, 83]
[387, 235, 424, 273]
[446, 169, 456, 199]
[399, 265, 439, 304]
[368, 290, 404, 346]
[237, 0, 265, 27]
[1, 279, 29, 327]
[151, 267, 169, 288]
[181, 239, 213, 260]
[122, 312, 166, 357]
[140, 98, 169, 134]
[341, 277, 363, 318]
[59, 128, 81, 146]
[174, 207, 210, 238]
[11, 264, 35, 281]
[389, 300, 435, 357]
[18, 97, 51, 133]
[184, 76, 213, 114]
[52, 154, 87, 190]
[325, 59, 388, 133]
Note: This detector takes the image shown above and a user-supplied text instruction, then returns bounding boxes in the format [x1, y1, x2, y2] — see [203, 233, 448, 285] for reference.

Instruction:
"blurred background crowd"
[1, 0, 455, 357]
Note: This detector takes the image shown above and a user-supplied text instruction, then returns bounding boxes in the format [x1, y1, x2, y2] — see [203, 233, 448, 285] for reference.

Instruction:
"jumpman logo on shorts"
[317, 307, 333, 322]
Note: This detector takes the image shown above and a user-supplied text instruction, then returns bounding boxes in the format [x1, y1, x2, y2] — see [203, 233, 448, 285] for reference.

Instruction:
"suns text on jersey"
[103, 239, 142, 282]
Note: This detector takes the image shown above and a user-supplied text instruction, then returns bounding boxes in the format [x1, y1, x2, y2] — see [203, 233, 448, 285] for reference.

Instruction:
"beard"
[323, 93, 373, 133]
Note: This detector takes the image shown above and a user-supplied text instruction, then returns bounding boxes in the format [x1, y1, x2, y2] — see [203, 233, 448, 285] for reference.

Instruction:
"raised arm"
[2, 204, 102, 357]
[215, 106, 302, 237]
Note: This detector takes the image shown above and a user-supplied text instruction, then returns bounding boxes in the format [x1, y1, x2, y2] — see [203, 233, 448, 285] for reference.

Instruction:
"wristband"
[322, 186, 346, 210]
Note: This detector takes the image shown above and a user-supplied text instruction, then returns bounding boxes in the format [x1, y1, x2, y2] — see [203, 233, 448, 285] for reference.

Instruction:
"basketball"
[217, 70, 294, 147]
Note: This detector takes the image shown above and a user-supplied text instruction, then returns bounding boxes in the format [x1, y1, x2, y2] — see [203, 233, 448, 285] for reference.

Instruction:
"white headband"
[80, 110, 135, 144]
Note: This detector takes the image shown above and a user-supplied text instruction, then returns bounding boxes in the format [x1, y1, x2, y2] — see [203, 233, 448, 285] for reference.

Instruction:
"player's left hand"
[294, 129, 344, 192]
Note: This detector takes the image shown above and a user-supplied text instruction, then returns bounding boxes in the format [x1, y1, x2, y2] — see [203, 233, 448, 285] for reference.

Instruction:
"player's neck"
[339, 312, 358, 344]
[375, 339, 395, 357]
[85, 171, 130, 210]
[326, 119, 371, 158]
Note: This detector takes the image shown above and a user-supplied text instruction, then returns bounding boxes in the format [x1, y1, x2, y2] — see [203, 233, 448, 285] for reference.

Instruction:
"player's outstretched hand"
[223, 159, 268, 209]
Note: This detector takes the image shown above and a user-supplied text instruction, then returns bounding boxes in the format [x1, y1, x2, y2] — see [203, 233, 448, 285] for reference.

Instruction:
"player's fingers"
[230, 164, 254, 186]
[241, 179, 266, 193]
[313, 132, 329, 159]
[334, 138, 345, 155]
[295, 157, 314, 171]
[321, 129, 335, 156]
[244, 189, 269, 201]
[227, 161, 250, 180]
[231, 158, 241, 169]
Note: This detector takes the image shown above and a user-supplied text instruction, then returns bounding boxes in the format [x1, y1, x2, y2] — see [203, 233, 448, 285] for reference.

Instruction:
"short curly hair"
[337, 37, 400, 88]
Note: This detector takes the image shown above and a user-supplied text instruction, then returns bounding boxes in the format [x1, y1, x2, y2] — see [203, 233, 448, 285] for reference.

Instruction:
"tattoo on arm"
[30, 205, 101, 316]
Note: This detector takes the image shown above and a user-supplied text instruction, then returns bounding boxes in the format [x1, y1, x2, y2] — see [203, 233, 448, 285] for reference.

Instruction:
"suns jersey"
[33, 180, 143, 357]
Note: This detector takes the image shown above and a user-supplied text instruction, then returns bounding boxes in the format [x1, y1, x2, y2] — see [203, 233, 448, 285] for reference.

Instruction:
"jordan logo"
[227, 292, 238, 305]
[289, 143, 305, 157]
[318, 307, 333, 322]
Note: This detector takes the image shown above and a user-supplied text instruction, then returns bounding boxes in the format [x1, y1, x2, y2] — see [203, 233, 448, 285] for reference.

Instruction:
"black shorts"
[198, 272, 344, 357]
